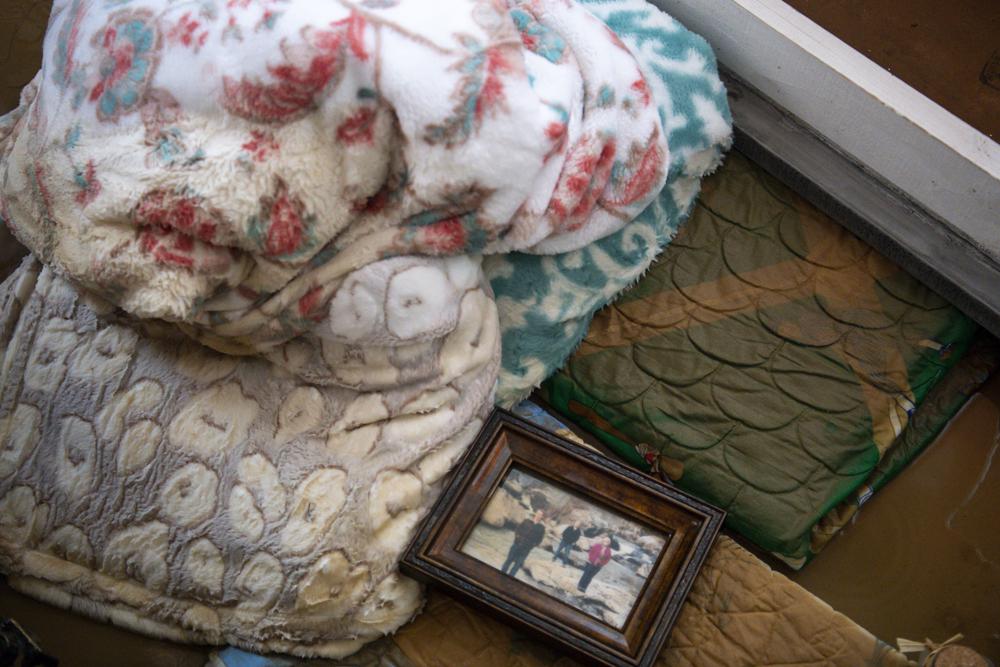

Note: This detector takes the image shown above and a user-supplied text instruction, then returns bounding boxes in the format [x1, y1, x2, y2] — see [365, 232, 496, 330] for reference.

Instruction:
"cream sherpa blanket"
[0, 0, 728, 658]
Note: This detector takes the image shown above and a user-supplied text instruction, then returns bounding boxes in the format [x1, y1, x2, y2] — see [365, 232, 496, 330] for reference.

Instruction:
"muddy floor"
[788, 371, 1000, 658]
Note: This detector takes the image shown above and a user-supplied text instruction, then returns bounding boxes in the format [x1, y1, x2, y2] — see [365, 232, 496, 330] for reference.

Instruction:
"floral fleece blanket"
[0, 0, 730, 659]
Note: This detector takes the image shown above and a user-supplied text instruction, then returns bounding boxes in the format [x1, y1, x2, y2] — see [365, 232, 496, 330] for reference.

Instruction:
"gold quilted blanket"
[387, 536, 911, 667]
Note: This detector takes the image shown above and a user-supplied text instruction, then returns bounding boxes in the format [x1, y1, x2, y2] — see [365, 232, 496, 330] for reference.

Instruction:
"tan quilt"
[387, 536, 911, 667]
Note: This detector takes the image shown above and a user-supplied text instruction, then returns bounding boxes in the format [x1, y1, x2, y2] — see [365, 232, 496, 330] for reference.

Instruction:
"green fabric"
[869, 336, 997, 490]
[542, 152, 984, 565]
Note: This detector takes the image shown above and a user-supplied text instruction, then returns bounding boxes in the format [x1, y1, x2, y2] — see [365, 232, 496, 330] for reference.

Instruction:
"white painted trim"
[654, 0, 1000, 259]
[730, 0, 1000, 178]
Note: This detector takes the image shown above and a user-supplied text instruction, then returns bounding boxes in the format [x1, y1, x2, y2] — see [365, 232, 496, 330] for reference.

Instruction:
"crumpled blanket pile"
[0, 0, 730, 658]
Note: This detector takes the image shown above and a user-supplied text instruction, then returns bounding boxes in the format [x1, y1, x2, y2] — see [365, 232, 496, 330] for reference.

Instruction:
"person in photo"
[553, 520, 582, 565]
[577, 534, 613, 593]
[501, 509, 547, 578]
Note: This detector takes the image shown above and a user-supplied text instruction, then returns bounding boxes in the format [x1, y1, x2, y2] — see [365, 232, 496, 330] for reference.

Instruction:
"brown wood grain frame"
[402, 409, 724, 667]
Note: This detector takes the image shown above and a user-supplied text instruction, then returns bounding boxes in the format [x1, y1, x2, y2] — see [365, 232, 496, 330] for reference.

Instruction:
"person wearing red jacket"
[577, 535, 613, 593]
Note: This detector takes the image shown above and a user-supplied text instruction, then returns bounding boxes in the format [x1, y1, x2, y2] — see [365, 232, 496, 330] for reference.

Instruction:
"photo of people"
[460, 467, 668, 629]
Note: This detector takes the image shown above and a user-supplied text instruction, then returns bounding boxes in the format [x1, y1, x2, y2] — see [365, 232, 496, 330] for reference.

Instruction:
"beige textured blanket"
[0, 257, 495, 657]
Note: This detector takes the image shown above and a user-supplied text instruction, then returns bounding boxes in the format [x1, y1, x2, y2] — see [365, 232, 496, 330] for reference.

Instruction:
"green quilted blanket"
[542, 151, 993, 566]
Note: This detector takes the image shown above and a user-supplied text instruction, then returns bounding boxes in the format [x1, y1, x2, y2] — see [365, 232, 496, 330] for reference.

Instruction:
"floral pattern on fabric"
[140, 89, 205, 167]
[247, 177, 315, 259]
[606, 128, 665, 207]
[166, 12, 210, 52]
[510, 7, 566, 64]
[72, 159, 101, 204]
[53, 0, 87, 92]
[132, 188, 237, 274]
[89, 10, 162, 122]
[424, 34, 518, 147]
[222, 24, 350, 124]
[2, 0, 675, 346]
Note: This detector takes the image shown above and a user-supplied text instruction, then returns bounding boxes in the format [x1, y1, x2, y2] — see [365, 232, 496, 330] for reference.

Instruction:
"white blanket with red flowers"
[0, 0, 728, 659]
[2, 0, 666, 347]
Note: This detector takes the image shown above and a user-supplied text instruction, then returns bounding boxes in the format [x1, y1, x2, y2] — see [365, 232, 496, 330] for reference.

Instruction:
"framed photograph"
[401, 409, 724, 667]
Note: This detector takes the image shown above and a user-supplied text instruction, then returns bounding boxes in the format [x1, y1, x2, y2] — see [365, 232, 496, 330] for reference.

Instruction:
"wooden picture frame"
[401, 409, 724, 667]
